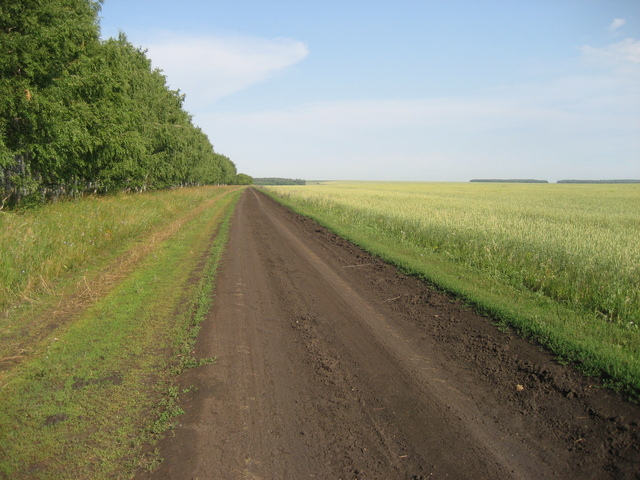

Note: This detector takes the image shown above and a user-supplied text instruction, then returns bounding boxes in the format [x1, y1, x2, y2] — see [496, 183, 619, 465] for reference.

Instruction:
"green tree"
[1, 0, 237, 205]
[0, 0, 102, 201]
[234, 173, 253, 185]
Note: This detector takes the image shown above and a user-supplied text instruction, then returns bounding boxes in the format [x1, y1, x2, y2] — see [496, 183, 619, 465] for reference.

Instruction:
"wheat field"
[267, 182, 640, 328]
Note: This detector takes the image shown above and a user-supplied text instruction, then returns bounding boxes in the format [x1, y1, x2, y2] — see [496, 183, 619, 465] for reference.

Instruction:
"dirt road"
[139, 188, 639, 479]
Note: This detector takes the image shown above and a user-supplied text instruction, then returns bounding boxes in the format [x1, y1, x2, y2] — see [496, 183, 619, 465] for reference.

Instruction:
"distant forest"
[556, 180, 640, 184]
[470, 179, 549, 183]
[471, 179, 640, 184]
[253, 178, 306, 185]
[1, 0, 247, 207]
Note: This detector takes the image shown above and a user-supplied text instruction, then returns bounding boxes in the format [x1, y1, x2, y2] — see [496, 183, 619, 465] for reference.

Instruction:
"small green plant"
[182, 356, 217, 370]
[151, 387, 185, 435]
[138, 448, 164, 473]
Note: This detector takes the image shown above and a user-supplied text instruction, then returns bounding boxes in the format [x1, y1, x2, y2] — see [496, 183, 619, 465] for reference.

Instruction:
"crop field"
[265, 181, 640, 395]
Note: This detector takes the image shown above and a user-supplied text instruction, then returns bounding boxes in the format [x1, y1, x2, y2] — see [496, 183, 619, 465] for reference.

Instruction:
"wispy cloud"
[196, 37, 639, 181]
[609, 18, 626, 33]
[144, 33, 309, 106]
[198, 88, 636, 180]
[581, 38, 640, 75]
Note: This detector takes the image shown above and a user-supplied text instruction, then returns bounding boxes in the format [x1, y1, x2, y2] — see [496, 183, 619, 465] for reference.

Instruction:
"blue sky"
[99, 0, 640, 181]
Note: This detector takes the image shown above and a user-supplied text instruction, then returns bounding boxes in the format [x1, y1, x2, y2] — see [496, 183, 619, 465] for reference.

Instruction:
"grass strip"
[173, 186, 237, 374]
[0, 187, 243, 479]
[0, 188, 226, 312]
[263, 187, 640, 401]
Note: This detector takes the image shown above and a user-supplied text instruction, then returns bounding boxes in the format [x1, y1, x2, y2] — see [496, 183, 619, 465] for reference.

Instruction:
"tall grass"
[0, 186, 243, 478]
[267, 182, 640, 328]
[0, 188, 230, 311]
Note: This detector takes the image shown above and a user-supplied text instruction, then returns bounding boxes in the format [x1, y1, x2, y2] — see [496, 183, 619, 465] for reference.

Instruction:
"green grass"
[0, 186, 243, 479]
[0, 188, 231, 311]
[263, 181, 640, 399]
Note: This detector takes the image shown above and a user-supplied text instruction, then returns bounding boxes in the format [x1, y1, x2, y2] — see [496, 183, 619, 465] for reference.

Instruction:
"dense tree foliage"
[234, 173, 253, 185]
[1, 0, 238, 207]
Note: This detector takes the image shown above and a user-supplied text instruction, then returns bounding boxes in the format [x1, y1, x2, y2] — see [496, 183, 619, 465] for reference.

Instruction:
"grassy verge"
[0, 188, 240, 311]
[0, 186, 243, 479]
[262, 184, 640, 401]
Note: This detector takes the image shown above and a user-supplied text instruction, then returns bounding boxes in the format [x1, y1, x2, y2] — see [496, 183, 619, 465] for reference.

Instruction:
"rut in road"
[138, 188, 640, 480]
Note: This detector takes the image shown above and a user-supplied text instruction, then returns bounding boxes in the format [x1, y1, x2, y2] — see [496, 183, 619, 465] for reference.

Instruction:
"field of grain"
[268, 182, 639, 326]
[266, 182, 640, 394]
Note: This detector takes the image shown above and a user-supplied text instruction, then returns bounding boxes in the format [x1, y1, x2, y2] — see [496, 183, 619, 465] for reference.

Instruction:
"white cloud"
[580, 38, 640, 75]
[196, 80, 638, 181]
[144, 33, 309, 106]
[189, 38, 639, 181]
[610, 18, 626, 33]
[195, 47, 640, 181]
[202, 97, 562, 136]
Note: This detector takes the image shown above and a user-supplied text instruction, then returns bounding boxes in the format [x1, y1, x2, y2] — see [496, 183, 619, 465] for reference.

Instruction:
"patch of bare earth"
[139, 188, 639, 480]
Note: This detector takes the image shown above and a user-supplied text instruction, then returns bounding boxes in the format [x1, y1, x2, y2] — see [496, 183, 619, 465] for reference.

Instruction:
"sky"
[98, 0, 640, 182]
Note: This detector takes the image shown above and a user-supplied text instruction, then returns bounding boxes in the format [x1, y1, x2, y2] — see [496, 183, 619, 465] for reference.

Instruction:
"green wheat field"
[266, 181, 640, 397]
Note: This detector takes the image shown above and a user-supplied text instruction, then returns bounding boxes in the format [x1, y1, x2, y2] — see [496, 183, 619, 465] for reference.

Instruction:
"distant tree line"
[470, 179, 549, 183]
[253, 178, 306, 185]
[557, 180, 640, 184]
[470, 179, 639, 184]
[1, 0, 247, 208]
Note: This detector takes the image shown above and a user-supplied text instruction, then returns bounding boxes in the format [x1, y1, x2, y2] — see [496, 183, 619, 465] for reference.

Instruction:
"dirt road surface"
[138, 188, 639, 479]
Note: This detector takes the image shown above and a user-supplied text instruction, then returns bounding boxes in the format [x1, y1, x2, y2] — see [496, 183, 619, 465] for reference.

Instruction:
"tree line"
[470, 179, 549, 183]
[253, 177, 306, 185]
[471, 179, 639, 184]
[1, 0, 248, 208]
[557, 179, 640, 184]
